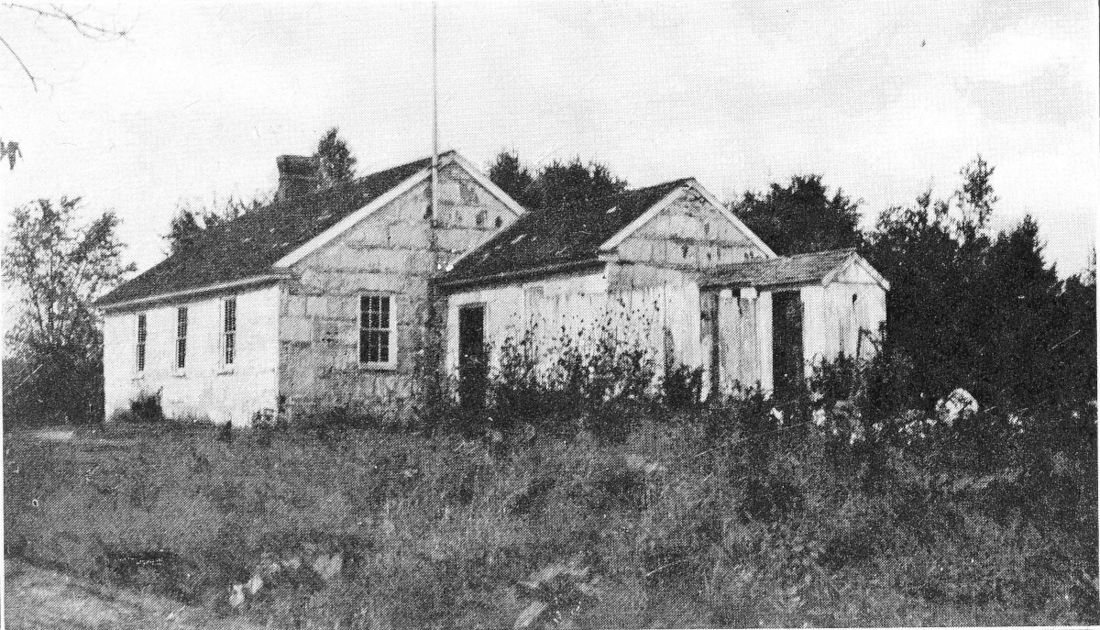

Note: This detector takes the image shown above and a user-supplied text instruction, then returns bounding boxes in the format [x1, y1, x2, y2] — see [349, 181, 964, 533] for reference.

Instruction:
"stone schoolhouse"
[96, 151, 888, 425]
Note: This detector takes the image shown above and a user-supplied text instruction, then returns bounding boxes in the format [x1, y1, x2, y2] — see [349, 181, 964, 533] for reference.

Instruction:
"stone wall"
[614, 188, 770, 268]
[279, 163, 519, 421]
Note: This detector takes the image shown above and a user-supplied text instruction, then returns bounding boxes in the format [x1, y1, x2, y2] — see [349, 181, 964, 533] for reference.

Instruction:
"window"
[136, 313, 147, 372]
[175, 307, 188, 370]
[223, 297, 237, 365]
[359, 294, 394, 366]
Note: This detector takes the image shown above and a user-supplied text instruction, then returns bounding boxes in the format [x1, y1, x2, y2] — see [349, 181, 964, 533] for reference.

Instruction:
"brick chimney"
[276, 155, 320, 202]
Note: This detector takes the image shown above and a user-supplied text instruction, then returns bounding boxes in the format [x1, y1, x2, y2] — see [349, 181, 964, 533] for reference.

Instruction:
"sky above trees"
[3, 1, 1096, 275]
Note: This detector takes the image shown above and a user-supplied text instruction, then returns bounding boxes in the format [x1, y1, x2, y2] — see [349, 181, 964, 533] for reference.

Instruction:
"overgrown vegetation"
[6, 369, 1096, 627]
[4, 152, 1096, 626]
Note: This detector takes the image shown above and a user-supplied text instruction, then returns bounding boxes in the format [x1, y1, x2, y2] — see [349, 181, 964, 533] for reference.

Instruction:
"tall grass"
[6, 390, 1097, 628]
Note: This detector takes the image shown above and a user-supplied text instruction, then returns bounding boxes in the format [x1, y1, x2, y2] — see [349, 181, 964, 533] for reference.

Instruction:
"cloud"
[964, 21, 1081, 86]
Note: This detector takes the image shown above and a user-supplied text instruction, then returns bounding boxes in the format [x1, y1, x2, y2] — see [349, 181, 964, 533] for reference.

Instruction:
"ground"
[4, 413, 1097, 628]
[4, 559, 261, 630]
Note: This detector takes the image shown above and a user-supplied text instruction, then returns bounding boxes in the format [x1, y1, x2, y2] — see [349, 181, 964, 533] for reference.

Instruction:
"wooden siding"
[615, 189, 769, 269]
[801, 263, 887, 369]
[103, 285, 281, 425]
[279, 163, 519, 420]
[699, 287, 773, 398]
[445, 263, 703, 384]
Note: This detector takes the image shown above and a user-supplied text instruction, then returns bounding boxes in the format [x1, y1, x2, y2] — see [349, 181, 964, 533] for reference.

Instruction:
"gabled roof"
[701, 248, 889, 290]
[441, 178, 694, 284]
[97, 152, 456, 309]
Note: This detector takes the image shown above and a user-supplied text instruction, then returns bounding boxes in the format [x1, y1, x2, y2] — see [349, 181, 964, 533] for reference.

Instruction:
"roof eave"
[436, 258, 605, 292]
[96, 273, 288, 313]
[699, 277, 823, 291]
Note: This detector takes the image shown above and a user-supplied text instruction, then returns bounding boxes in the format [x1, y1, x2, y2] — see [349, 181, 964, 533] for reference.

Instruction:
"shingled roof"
[441, 178, 693, 285]
[96, 153, 446, 308]
[701, 248, 885, 289]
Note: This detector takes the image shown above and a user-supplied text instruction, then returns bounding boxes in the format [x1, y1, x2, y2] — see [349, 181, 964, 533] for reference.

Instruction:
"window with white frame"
[223, 297, 237, 365]
[175, 307, 188, 370]
[136, 313, 147, 372]
[359, 294, 394, 366]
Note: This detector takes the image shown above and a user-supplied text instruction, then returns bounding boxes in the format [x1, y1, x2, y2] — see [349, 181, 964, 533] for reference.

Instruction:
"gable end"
[599, 179, 776, 259]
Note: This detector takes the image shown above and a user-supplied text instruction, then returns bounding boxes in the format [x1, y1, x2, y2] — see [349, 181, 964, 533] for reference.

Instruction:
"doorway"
[771, 290, 804, 400]
[458, 304, 488, 410]
[700, 292, 720, 400]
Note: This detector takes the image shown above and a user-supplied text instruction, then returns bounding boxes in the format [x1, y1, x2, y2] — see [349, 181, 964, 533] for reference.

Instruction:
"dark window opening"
[136, 313, 147, 372]
[224, 297, 237, 365]
[176, 307, 188, 370]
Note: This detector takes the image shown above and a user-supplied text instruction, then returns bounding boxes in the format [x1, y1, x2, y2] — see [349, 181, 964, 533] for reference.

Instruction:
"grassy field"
[4, 409, 1098, 629]
[4, 557, 264, 630]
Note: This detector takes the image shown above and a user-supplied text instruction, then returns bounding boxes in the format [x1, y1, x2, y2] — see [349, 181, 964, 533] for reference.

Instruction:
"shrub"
[3, 350, 104, 426]
[111, 390, 165, 424]
[662, 365, 703, 409]
[297, 405, 369, 440]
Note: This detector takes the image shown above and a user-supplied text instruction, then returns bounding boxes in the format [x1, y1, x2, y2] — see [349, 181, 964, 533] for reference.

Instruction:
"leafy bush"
[663, 365, 703, 409]
[108, 390, 165, 424]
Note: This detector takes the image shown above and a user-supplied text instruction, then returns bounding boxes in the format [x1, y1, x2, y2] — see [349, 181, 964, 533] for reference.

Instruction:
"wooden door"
[458, 304, 488, 410]
[700, 292, 720, 400]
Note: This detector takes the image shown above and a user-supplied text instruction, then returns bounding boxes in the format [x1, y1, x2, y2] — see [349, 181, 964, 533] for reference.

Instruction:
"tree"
[3, 197, 134, 423]
[732, 174, 862, 255]
[971, 216, 1062, 405]
[533, 157, 628, 212]
[1052, 263, 1096, 409]
[862, 158, 996, 403]
[861, 155, 1092, 412]
[487, 150, 538, 209]
[164, 194, 267, 255]
[315, 127, 358, 185]
[488, 152, 628, 212]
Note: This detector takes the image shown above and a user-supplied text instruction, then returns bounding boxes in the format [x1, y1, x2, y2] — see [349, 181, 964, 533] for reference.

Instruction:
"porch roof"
[700, 248, 885, 290]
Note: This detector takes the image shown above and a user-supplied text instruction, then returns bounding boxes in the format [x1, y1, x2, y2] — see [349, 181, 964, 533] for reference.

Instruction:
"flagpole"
[425, 0, 443, 407]
[430, 0, 439, 223]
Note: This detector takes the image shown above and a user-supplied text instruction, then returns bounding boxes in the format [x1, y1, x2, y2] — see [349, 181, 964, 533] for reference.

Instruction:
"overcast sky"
[4, 1, 1098, 277]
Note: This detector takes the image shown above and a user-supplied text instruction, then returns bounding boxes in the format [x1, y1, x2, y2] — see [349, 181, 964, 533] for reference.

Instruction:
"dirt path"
[4, 559, 262, 630]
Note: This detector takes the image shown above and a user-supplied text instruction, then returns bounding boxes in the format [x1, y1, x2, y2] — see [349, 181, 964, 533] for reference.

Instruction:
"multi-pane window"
[223, 297, 237, 365]
[136, 313, 147, 372]
[359, 294, 393, 366]
[175, 307, 188, 370]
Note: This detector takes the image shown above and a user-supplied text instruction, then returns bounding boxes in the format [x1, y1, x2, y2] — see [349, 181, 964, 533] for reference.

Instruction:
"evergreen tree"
[315, 127, 358, 185]
[972, 216, 1062, 406]
[487, 150, 538, 209]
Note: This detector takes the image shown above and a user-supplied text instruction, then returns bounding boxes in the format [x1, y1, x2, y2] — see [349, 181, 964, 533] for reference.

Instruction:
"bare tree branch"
[0, 31, 37, 91]
[5, 3, 129, 40]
